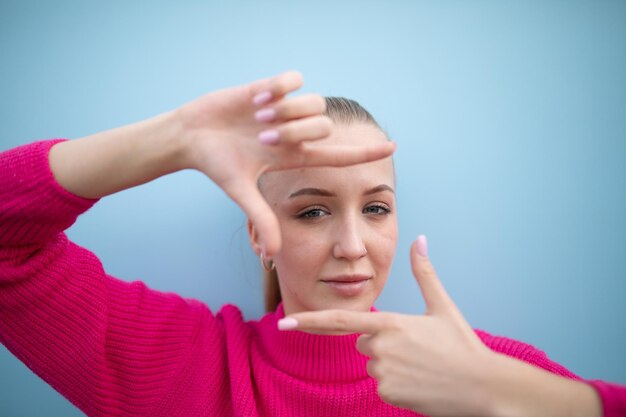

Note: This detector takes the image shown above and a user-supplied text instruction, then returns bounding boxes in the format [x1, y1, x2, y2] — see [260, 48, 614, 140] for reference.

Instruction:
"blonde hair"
[263, 96, 385, 312]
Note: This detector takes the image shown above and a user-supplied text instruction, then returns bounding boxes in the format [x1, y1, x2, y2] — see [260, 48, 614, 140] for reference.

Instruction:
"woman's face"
[253, 123, 398, 315]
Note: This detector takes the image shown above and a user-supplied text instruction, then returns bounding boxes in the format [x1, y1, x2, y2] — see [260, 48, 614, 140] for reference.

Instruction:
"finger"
[356, 334, 375, 357]
[250, 71, 304, 106]
[366, 358, 382, 379]
[410, 235, 461, 317]
[289, 141, 396, 168]
[279, 309, 395, 335]
[255, 94, 326, 123]
[269, 116, 333, 145]
[223, 178, 281, 257]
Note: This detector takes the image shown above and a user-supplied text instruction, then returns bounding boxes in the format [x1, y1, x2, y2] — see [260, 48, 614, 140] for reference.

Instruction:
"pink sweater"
[0, 139, 624, 417]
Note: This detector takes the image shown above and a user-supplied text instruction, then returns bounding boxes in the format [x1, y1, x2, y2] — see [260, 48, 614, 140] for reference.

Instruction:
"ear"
[247, 219, 263, 256]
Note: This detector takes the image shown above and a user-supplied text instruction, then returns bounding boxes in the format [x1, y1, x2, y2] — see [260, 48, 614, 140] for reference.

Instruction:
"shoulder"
[215, 303, 246, 323]
[473, 328, 580, 379]
[213, 303, 267, 330]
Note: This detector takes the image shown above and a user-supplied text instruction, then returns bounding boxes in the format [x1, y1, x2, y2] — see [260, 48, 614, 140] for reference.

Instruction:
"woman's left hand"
[279, 235, 496, 417]
[281, 235, 605, 417]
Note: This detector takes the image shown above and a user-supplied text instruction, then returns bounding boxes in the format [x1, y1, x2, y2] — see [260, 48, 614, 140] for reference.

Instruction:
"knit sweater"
[0, 139, 624, 417]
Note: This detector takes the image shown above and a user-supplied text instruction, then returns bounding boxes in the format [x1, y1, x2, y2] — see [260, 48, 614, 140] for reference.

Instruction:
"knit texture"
[1, 139, 624, 417]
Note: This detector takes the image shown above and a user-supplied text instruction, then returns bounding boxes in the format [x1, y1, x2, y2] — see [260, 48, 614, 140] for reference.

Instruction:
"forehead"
[321, 123, 387, 146]
[260, 123, 395, 200]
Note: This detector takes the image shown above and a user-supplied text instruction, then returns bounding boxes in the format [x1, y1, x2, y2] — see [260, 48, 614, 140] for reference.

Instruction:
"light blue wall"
[1, 1, 625, 415]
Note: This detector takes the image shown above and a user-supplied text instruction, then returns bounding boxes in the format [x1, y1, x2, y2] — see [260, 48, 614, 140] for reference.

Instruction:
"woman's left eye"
[363, 204, 391, 215]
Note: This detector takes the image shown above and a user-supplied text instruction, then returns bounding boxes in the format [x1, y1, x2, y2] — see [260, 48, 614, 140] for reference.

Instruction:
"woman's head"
[249, 97, 398, 315]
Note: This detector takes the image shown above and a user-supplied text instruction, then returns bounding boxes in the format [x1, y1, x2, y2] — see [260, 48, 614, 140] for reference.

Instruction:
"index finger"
[278, 309, 394, 335]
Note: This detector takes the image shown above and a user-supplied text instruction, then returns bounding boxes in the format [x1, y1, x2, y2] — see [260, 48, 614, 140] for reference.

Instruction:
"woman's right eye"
[298, 208, 329, 219]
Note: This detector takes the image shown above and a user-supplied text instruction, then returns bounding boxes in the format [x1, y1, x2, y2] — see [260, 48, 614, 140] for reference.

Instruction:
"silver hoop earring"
[260, 253, 275, 272]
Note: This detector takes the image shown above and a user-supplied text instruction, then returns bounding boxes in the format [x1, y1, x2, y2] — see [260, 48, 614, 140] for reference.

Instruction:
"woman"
[0, 71, 624, 417]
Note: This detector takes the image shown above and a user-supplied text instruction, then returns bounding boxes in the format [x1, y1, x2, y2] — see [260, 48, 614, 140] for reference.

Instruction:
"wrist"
[151, 108, 190, 172]
[467, 350, 512, 417]
[172, 96, 222, 172]
[481, 353, 534, 417]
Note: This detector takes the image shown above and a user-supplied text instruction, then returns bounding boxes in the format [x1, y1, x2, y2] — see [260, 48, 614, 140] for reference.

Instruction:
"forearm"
[485, 352, 603, 417]
[49, 109, 188, 199]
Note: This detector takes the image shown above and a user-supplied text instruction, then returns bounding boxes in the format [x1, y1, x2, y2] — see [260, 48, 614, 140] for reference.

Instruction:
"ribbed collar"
[252, 303, 376, 384]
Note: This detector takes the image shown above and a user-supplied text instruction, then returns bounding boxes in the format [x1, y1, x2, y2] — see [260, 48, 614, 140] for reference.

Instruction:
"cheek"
[370, 219, 398, 272]
[275, 223, 328, 285]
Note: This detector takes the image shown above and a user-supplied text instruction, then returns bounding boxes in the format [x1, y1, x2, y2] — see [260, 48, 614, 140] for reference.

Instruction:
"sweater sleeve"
[476, 329, 626, 417]
[0, 140, 226, 416]
[586, 380, 626, 417]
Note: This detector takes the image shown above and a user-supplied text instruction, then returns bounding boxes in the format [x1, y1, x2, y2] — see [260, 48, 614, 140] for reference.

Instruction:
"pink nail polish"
[258, 129, 279, 144]
[252, 91, 272, 106]
[255, 108, 276, 122]
[278, 318, 298, 330]
[417, 235, 428, 257]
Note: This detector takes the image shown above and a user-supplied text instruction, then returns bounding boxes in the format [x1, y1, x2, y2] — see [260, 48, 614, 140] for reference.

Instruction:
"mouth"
[320, 275, 372, 297]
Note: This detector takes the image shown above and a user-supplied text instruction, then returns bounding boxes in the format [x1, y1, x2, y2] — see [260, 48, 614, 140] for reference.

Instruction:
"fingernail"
[258, 129, 280, 145]
[278, 317, 298, 330]
[252, 91, 272, 106]
[417, 234, 428, 257]
[255, 108, 276, 122]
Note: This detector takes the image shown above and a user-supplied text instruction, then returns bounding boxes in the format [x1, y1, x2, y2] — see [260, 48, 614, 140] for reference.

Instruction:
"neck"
[281, 298, 374, 316]
[252, 303, 377, 383]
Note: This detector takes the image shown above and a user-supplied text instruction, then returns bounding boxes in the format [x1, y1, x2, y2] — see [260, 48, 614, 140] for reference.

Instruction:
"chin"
[310, 295, 376, 313]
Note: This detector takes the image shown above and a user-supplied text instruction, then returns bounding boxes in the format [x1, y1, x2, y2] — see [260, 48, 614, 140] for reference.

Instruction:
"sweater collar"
[252, 303, 376, 384]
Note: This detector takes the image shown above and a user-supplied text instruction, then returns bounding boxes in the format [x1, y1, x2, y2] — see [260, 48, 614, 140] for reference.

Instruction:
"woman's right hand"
[50, 71, 395, 257]
[176, 71, 395, 257]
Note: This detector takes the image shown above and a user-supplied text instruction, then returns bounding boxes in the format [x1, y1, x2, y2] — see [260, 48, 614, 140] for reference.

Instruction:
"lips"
[320, 275, 371, 283]
[320, 275, 372, 297]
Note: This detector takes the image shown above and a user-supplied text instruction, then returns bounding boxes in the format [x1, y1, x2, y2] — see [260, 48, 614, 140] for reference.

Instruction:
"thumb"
[224, 178, 281, 257]
[411, 235, 457, 316]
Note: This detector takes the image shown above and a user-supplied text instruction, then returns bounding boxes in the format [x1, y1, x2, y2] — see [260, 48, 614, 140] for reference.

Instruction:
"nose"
[332, 215, 367, 261]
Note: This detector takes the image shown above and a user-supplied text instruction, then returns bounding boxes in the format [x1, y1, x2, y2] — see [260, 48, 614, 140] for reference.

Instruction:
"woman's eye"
[364, 205, 390, 215]
[298, 208, 329, 219]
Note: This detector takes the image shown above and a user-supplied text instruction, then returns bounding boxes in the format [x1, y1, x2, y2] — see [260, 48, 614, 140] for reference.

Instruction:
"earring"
[260, 253, 275, 272]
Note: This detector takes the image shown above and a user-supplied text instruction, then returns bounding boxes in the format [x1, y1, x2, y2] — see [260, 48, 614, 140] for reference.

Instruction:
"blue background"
[1, 1, 625, 415]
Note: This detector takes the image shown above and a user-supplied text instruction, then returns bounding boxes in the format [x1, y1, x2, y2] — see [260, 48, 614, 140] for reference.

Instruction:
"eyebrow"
[288, 184, 395, 199]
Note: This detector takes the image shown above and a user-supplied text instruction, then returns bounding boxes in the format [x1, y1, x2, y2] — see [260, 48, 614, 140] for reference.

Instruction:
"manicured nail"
[417, 234, 428, 257]
[278, 317, 298, 330]
[252, 91, 272, 106]
[255, 108, 276, 122]
[258, 129, 280, 144]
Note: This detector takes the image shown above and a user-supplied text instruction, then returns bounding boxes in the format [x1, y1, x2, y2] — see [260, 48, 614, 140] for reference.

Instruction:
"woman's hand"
[176, 71, 395, 257]
[279, 235, 494, 416]
[51, 71, 394, 257]
[279, 235, 603, 417]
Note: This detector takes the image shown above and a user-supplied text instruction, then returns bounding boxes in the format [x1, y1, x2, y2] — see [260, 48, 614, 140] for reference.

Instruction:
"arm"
[481, 339, 626, 417]
[47, 71, 315, 201]
[48, 109, 186, 199]
[1, 139, 216, 416]
[1, 71, 395, 415]
[485, 351, 605, 417]
[48, 71, 394, 256]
